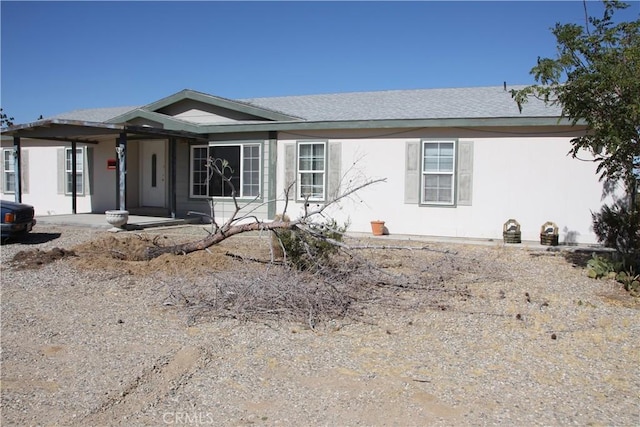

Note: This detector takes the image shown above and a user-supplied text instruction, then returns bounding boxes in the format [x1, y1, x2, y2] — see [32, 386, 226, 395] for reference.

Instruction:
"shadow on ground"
[1, 233, 62, 245]
[562, 251, 595, 268]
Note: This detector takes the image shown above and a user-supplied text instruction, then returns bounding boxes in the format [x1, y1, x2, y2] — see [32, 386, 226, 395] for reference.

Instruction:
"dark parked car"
[1, 200, 36, 240]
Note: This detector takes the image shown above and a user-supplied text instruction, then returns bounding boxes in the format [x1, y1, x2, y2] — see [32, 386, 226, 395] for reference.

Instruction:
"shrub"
[273, 219, 348, 272]
[591, 199, 640, 272]
[586, 252, 640, 296]
[586, 254, 620, 279]
[616, 270, 640, 296]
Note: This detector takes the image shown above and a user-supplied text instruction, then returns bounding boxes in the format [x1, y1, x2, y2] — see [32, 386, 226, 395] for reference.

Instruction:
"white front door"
[140, 140, 166, 207]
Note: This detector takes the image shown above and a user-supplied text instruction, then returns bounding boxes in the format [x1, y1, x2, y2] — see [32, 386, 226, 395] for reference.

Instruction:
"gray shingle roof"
[48, 106, 140, 122]
[241, 86, 560, 121]
[45, 86, 560, 124]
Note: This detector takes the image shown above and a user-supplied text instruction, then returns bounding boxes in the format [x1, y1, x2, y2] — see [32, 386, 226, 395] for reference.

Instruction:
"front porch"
[35, 212, 203, 231]
[3, 119, 208, 218]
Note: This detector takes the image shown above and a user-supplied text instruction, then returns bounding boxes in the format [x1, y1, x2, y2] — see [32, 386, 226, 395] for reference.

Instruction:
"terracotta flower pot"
[370, 220, 385, 236]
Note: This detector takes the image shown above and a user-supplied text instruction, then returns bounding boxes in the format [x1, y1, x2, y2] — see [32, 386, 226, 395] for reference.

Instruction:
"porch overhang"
[1, 120, 206, 217]
[2, 118, 208, 142]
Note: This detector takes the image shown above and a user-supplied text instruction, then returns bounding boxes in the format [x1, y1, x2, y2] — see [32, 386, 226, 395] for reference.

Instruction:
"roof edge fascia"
[199, 116, 587, 134]
[2, 119, 124, 136]
[141, 89, 303, 122]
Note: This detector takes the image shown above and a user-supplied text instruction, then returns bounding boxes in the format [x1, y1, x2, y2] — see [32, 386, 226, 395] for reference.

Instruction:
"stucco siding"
[275, 128, 606, 244]
[2, 124, 608, 245]
[470, 137, 603, 243]
[88, 139, 118, 213]
[1, 139, 118, 215]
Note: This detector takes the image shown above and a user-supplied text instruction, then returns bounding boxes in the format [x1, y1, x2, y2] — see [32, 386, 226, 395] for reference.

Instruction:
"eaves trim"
[2, 119, 124, 137]
[198, 116, 586, 134]
[1, 118, 207, 141]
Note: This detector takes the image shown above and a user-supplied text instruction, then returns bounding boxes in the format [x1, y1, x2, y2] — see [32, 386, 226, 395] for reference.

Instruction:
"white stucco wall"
[90, 140, 119, 213]
[1, 139, 117, 216]
[2, 126, 610, 245]
[275, 128, 607, 245]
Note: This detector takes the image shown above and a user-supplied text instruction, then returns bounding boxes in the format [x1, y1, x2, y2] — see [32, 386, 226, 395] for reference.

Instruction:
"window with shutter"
[2, 149, 16, 194]
[297, 141, 326, 201]
[65, 147, 84, 195]
[405, 139, 473, 207]
[422, 140, 456, 205]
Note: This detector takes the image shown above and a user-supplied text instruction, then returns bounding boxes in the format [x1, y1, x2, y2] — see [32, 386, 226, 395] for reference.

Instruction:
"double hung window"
[65, 147, 84, 195]
[422, 141, 455, 205]
[298, 142, 326, 201]
[2, 149, 15, 193]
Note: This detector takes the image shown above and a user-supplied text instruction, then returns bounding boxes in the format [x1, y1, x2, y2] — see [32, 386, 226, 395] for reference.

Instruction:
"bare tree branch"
[142, 154, 386, 260]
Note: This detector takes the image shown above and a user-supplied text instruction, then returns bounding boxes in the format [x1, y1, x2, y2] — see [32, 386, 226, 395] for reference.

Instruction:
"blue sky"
[1, 1, 638, 124]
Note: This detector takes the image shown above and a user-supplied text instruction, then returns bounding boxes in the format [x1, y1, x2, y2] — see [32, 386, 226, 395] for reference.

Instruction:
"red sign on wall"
[107, 158, 117, 170]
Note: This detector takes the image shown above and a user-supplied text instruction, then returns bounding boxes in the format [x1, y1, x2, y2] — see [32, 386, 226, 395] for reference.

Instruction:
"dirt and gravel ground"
[1, 224, 638, 426]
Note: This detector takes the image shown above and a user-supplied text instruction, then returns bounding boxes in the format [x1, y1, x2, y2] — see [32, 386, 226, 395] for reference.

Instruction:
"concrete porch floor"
[35, 213, 202, 230]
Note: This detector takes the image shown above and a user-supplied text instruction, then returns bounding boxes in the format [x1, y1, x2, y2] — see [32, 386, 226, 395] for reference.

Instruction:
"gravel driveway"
[1, 224, 638, 426]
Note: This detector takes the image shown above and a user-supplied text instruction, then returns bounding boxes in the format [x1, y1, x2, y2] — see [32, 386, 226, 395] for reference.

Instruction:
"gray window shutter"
[57, 148, 65, 194]
[404, 140, 420, 204]
[85, 147, 94, 195]
[283, 144, 296, 200]
[327, 141, 342, 200]
[21, 150, 29, 194]
[457, 141, 474, 206]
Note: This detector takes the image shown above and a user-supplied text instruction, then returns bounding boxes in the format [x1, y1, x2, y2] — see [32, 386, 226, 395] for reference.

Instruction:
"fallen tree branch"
[224, 251, 283, 265]
[142, 175, 387, 260]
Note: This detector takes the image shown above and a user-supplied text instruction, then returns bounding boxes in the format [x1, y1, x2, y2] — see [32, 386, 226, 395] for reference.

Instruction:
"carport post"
[117, 132, 127, 211]
[169, 137, 177, 218]
[13, 137, 21, 203]
[71, 140, 77, 214]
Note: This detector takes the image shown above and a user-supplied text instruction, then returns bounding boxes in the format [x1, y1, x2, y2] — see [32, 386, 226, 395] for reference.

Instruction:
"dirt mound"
[69, 234, 239, 277]
[7, 233, 245, 277]
[73, 234, 157, 261]
[10, 247, 77, 269]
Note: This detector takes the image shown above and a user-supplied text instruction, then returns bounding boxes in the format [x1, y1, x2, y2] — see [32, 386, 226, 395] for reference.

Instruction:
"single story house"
[1, 85, 609, 244]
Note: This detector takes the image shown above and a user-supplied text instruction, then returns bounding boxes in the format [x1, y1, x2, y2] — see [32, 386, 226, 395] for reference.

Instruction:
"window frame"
[2, 148, 16, 194]
[420, 139, 457, 206]
[65, 147, 84, 196]
[189, 141, 263, 200]
[297, 141, 327, 202]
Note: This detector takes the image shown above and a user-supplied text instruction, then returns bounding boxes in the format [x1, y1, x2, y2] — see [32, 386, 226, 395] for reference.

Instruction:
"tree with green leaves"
[0, 108, 14, 128]
[512, 0, 639, 197]
[512, 0, 639, 270]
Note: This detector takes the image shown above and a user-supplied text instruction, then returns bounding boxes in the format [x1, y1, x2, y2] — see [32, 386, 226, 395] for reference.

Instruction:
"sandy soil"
[1, 224, 638, 426]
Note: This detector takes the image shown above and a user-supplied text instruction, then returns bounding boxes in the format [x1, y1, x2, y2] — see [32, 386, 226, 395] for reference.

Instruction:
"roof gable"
[156, 99, 274, 124]
[106, 109, 200, 133]
[143, 89, 302, 122]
